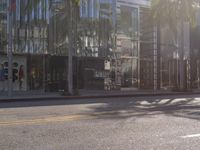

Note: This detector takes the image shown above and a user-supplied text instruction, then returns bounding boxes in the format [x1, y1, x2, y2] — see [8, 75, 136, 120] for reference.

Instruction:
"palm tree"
[151, 0, 198, 90]
[66, 0, 80, 95]
[50, 0, 80, 94]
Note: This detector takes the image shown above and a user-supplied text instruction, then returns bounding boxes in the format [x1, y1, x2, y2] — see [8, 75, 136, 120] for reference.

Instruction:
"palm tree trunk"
[68, 0, 73, 95]
[180, 21, 184, 90]
[7, 0, 13, 97]
[157, 22, 161, 90]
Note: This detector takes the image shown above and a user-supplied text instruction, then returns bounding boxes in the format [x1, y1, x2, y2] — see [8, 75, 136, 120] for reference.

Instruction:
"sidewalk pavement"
[1, 89, 200, 102]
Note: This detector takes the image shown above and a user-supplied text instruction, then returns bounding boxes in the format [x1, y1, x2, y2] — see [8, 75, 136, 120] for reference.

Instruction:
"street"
[0, 95, 200, 150]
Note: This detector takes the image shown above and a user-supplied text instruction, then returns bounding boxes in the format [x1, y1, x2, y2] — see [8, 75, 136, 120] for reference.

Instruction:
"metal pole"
[169, 60, 171, 87]
[197, 60, 200, 89]
[43, 28, 46, 92]
[137, 7, 140, 89]
[7, 0, 13, 97]
[177, 54, 179, 88]
[160, 57, 163, 88]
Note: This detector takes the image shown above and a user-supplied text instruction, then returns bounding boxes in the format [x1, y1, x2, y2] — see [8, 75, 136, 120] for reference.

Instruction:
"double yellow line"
[0, 110, 128, 126]
[0, 114, 93, 126]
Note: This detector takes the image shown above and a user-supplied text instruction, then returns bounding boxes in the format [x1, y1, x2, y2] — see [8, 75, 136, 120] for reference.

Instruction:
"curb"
[1, 91, 200, 103]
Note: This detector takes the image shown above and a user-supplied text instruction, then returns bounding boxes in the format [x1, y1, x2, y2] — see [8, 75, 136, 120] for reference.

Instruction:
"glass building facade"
[0, 0, 156, 93]
[116, 2, 140, 89]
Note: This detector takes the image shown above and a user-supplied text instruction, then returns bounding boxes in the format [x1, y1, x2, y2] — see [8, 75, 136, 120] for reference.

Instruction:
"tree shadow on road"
[1, 95, 200, 121]
[87, 96, 200, 121]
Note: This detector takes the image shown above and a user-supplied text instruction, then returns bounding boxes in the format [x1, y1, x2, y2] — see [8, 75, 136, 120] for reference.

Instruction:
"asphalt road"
[1, 94, 200, 150]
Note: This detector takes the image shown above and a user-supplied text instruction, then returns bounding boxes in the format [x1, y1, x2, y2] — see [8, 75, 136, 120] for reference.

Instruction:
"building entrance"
[121, 57, 138, 88]
[27, 55, 45, 91]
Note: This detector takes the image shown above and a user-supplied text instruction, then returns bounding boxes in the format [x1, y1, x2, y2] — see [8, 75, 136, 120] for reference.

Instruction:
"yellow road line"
[0, 110, 130, 126]
[0, 114, 94, 126]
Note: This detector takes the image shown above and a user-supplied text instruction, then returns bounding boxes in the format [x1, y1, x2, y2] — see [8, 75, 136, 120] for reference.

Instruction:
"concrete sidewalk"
[1, 89, 200, 102]
[0, 91, 61, 101]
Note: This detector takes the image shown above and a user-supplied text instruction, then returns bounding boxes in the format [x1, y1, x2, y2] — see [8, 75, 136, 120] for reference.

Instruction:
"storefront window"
[120, 6, 139, 37]
[121, 58, 138, 88]
[117, 5, 140, 89]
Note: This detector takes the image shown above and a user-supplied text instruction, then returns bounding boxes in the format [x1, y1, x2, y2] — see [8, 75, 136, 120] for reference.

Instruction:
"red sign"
[10, 0, 16, 12]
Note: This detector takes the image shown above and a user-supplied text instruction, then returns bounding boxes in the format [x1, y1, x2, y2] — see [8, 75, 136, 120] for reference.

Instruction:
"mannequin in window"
[0, 64, 5, 91]
[19, 65, 24, 90]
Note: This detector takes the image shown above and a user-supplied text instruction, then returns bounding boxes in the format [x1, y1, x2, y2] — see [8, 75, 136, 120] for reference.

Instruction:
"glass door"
[121, 58, 138, 88]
